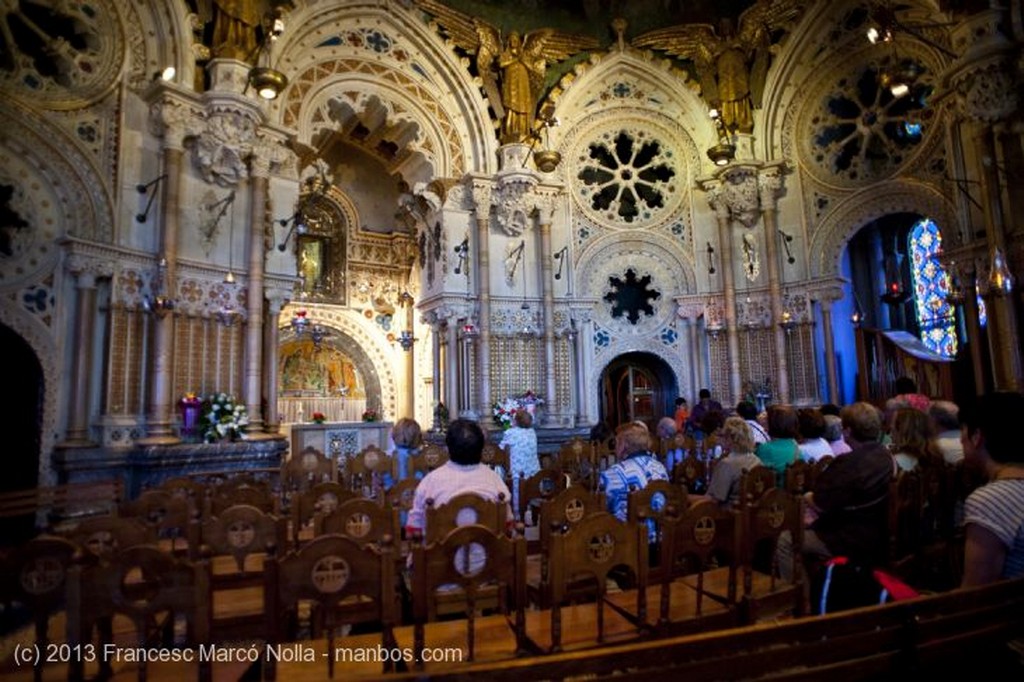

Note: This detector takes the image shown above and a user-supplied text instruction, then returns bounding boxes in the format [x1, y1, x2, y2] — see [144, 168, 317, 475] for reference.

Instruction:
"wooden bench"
[402, 577, 1024, 681]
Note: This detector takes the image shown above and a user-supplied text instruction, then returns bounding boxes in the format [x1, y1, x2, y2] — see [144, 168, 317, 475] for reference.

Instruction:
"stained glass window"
[909, 218, 956, 356]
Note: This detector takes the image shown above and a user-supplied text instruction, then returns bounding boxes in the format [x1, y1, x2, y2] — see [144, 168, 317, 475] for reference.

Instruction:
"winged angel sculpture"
[414, 0, 599, 144]
[632, 0, 805, 134]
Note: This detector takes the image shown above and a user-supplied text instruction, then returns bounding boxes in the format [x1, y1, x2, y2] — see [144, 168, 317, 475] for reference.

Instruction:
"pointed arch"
[266, 3, 499, 177]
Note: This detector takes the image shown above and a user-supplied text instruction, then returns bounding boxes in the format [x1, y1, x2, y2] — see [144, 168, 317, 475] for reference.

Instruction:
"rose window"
[577, 130, 676, 224]
[0, 0, 122, 107]
[807, 55, 933, 183]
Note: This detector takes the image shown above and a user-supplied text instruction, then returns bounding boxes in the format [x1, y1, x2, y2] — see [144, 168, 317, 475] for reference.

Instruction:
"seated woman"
[756, 405, 801, 484]
[960, 392, 1024, 586]
[703, 417, 763, 507]
[385, 417, 423, 488]
[656, 416, 685, 470]
[889, 407, 942, 473]
[798, 408, 834, 463]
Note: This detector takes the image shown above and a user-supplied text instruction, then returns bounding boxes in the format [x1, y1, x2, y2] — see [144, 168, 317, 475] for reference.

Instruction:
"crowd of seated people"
[6, 382, 1024, 681]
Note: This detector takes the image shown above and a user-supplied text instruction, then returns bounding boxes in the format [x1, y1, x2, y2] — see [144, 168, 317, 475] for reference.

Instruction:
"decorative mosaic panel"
[785, 325, 819, 404]
[707, 332, 731, 406]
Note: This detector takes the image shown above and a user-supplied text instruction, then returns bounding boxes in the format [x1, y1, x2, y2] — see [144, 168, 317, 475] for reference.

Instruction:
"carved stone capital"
[148, 99, 197, 150]
[675, 302, 705, 320]
[190, 108, 260, 187]
[701, 167, 761, 226]
[493, 179, 537, 236]
[468, 180, 492, 217]
[946, 9, 1019, 123]
[65, 254, 115, 284]
[757, 165, 786, 210]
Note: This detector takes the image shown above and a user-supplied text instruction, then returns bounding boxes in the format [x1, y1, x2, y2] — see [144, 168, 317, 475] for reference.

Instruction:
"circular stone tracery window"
[802, 50, 935, 186]
[573, 125, 680, 228]
[0, 0, 124, 109]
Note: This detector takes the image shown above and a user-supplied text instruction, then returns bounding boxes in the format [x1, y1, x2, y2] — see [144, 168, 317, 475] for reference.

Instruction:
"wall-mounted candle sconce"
[553, 245, 568, 280]
[135, 174, 167, 223]
[706, 242, 716, 275]
[778, 229, 796, 264]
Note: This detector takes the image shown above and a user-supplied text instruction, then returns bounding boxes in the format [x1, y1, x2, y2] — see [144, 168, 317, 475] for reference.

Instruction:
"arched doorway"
[599, 352, 677, 432]
[1, 324, 43, 540]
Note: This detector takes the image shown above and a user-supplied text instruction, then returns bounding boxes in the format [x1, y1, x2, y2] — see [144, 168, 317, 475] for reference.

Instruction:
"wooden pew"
[402, 577, 1024, 681]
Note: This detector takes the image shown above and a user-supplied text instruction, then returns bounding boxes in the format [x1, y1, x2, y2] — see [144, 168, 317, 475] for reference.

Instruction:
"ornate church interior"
[1, 0, 1023, 678]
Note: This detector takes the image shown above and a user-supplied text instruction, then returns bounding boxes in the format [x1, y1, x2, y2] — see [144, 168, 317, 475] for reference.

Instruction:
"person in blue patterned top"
[601, 422, 669, 538]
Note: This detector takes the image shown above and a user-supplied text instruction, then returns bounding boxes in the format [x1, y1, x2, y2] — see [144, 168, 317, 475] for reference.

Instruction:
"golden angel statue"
[632, 0, 805, 134]
[414, 0, 599, 144]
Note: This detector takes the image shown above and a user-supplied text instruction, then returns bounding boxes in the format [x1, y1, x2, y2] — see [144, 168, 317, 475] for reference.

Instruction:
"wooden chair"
[290, 481, 358, 544]
[345, 444, 392, 497]
[385, 477, 419, 536]
[156, 476, 209, 516]
[2, 535, 78, 682]
[517, 468, 568, 524]
[737, 486, 805, 622]
[888, 469, 925, 571]
[63, 514, 156, 562]
[411, 524, 529, 667]
[263, 533, 399, 680]
[536, 511, 649, 652]
[424, 493, 509, 545]
[783, 460, 811, 495]
[555, 438, 598, 492]
[315, 496, 400, 548]
[809, 454, 835, 483]
[626, 480, 687, 581]
[608, 498, 738, 636]
[200, 503, 286, 640]
[120, 488, 197, 554]
[207, 479, 277, 518]
[528, 484, 607, 607]
[672, 453, 707, 494]
[411, 443, 449, 478]
[663, 500, 740, 627]
[481, 442, 511, 477]
[66, 545, 212, 682]
[680, 484, 804, 625]
[737, 465, 776, 502]
[282, 445, 336, 493]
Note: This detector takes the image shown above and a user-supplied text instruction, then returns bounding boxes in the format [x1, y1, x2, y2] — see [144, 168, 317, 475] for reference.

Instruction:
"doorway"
[1, 324, 43, 541]
[599, 352, 677, 432]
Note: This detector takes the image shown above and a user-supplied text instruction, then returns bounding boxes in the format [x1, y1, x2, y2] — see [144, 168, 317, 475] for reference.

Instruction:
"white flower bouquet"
[492, 390, 544, 429]
[200, 392, 249, 442]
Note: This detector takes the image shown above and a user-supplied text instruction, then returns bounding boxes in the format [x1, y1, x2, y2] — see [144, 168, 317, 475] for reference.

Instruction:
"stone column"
[244, 156, 270, 433]
[61, 260, 102, 446]
[446, 319, 459, 413]
[713, 204, 742, 403]
[262, 293, 287, 434]
[402, 301, 415, 419]
[946, 7, 1022, 391]
[142, 115, 186, 444]
[431, 322, 442, 428]
[758, 167, 791, 403]
[538, 206, 558, 414]
[471, 184, 493, 417]
[819, 296, 840, 405]
[577, 312, 595, 423]
[974, 124, 1023, 390]
[960, 265, 987, 395]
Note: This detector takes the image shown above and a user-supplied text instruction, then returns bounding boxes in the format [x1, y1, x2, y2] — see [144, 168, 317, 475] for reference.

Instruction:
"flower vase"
[180, 395, 202, 443]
